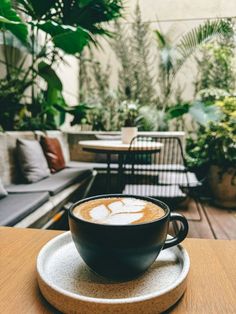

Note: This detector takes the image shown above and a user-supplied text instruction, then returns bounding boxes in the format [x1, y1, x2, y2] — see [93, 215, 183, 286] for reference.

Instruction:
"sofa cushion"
[66, 161, 118, 170]
[123, 184, 186, 198]
[40, 136, 66, 173]
[158, 171, 201, 187]
[17, 138, 50, 183]
[0, 178, 8, 199]
[0, 192, 49, 226]
[6, 168, 92, 196]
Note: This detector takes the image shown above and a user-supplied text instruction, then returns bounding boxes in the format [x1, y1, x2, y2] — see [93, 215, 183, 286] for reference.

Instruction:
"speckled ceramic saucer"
[37, 232, 190, 314]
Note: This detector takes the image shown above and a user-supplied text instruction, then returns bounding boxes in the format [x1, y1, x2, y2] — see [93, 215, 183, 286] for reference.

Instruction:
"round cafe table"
[79, 140, 163, 192]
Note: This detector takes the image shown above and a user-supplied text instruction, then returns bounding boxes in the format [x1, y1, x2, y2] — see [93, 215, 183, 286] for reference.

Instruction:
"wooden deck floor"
[89, 174, 236, 240]
[173, 199, 236, 240]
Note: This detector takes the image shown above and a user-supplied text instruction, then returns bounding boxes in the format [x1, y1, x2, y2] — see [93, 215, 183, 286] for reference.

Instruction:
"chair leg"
[200, 202, 217, 239]
[187, 197, 203, 222]
[187, 197, 217, 239]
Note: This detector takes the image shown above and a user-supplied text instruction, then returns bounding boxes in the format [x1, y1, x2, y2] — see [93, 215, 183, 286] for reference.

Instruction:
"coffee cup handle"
[163, 213, 189, 250]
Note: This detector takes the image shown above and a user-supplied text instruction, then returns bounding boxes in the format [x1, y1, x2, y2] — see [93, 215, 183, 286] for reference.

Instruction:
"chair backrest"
[122, 135, 190, 201]
[124, 135, 163, 184]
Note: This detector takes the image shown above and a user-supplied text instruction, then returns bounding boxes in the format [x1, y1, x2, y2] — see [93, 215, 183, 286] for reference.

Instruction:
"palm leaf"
[155, 29, 175, 77]
[35, 21, 92, 54]
[155, 29, 167, 49]
[0, 0, 28, 43]
[16, 0, 56, 19]
[38, 61, 63, 91]
[175, 19, 233, 74]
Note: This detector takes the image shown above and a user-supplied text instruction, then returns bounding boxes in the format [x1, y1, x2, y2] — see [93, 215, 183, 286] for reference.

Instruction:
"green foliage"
[155, 29, 174, 109]
[0, 0, 124, 130]
[0, 73, 31, 130]
[112, 2, 155, 105]
[35, 21, 91, 55]
[17, 0, 123, 36]
[138, 106, 168, 131]
[79, 5, 234, 132]
[167, 102, 190, 120]
[129, 3, 155, 104]
[55, 102, 93, 126]
[215, 96, 236, 118]
[38, 61, 63, 91]
[0, 0, 28, 44]
[155, 19, 234, 110]
[195, 40, 236, 100]
[118, 101, 139, 127]
[167, 101, 222, 127]
[176, 19, 233, 70]
[78, 49, 124, 131]
[186, 97, 236, 168]
[164, 24, 235, 135]
[78, 2, 163, 131]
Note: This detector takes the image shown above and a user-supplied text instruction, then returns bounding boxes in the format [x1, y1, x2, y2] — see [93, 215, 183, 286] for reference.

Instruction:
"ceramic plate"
[37, 232, 190, 313]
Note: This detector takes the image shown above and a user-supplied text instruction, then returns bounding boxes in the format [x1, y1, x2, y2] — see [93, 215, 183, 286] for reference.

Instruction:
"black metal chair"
[122, 135, 204, 221]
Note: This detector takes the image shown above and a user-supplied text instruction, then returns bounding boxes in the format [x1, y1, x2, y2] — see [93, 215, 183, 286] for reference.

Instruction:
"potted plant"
[120, 101, 139, 144]
[187, 97, 236, 208]
[0, 0, 123, 132]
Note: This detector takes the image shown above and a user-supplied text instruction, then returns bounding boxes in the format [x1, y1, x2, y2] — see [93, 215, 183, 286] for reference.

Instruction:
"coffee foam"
[90, 205, 109, 220]
[73, 197, 165, 225]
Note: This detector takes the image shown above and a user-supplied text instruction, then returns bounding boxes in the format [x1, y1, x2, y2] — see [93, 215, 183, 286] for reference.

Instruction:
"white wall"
[56, 55, 79, 106]
[87, 0, 236, 103]
[126, 0, 236, 21]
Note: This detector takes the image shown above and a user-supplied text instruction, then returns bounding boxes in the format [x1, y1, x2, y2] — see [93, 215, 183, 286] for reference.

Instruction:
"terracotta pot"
[207, 165, 236, 208]
[121, 127, 137, 144]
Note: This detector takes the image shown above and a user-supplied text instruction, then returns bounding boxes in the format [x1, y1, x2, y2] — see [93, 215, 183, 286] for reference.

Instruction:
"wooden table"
[1, 227, 236, 313]
[79, 140, 163, 192]
[79, 140, 163, 152]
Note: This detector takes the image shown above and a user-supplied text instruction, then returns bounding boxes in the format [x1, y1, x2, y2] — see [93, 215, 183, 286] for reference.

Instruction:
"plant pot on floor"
[121, 127, 137, 144]
[207, 165, 236, 208]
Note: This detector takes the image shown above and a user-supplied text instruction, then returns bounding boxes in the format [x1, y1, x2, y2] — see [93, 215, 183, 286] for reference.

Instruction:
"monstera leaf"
[55, 102, 92, 126]
[167, 103, 190, 119]
[189, 101, 222, 126]
[35, 21, 91, 54]
[38, 61, 63, 91]
[0, 0, 28, 43]
[167, 101, 222, 126]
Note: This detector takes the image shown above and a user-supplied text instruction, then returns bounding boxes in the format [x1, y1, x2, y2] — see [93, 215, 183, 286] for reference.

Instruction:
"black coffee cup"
[69, 194, 188, 281]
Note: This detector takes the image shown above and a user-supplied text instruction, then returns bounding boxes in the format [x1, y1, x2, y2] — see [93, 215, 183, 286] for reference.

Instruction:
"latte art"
[73, 197, 165, 225]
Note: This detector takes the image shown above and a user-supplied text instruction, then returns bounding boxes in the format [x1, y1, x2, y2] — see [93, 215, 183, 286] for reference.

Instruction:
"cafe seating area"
[1, 129, 235, 240]
[0, 131, 95, 228]
[1, 0, 236, 313]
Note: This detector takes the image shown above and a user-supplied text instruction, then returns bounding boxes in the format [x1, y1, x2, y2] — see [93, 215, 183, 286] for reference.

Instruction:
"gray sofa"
[0, 131, 95, 228]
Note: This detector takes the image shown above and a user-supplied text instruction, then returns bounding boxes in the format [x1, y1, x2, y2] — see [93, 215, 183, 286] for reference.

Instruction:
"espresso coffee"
[73, 197, 165, 225]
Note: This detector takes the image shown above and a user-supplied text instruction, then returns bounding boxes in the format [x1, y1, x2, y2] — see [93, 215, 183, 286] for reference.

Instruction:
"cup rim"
[69, 194, 170, 228]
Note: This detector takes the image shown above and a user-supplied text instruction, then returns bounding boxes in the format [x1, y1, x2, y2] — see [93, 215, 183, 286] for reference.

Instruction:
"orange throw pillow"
[40, 137, 66, 173]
